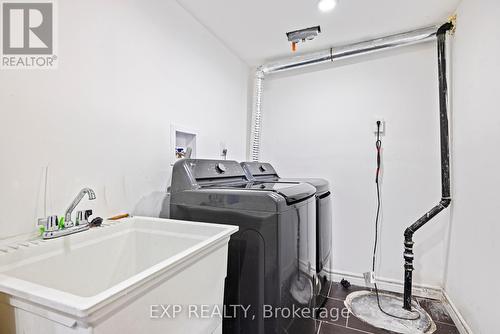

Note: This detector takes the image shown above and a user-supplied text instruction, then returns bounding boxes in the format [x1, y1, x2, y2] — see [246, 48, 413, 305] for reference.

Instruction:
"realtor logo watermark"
[1, 0, 57, 69]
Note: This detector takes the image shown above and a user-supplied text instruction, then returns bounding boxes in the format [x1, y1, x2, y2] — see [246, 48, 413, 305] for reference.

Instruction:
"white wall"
[260, 44, 450, 288]
[0, 0, 248, 239]
[444, 0, 500, 333]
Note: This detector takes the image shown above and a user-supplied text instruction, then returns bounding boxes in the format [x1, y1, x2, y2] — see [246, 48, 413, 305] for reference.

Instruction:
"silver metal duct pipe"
[249, 24, 442, 161]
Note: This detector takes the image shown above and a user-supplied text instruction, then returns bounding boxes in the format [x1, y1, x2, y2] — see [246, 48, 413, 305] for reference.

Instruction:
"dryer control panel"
[241, 162, 279, 180]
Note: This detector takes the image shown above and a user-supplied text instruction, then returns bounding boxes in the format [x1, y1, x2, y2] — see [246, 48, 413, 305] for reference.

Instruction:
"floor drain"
[344, 291, 436, 334]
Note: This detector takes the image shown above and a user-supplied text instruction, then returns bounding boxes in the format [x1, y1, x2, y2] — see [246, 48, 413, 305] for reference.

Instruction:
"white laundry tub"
[0, 217, 237, 334]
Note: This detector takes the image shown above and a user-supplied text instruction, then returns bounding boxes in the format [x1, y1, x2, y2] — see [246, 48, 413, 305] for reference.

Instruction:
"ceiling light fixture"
[318, 0, 338, 12]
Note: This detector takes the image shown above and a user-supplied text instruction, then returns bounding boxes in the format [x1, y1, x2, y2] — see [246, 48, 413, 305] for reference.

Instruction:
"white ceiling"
[176, 0, 461, 66]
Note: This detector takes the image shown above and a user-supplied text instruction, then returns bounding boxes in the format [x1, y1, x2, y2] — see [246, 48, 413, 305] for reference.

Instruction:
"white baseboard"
[326, 268, 443, 300]
[442, 290, 474, 334]
[325, 268, 474, 334]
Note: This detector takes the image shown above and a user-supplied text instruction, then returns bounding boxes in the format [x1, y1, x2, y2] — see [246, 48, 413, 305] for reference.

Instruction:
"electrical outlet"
[374, 118, 385, 135]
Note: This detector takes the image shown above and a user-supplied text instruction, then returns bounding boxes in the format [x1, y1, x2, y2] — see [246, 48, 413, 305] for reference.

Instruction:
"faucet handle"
[76, 210, 91, 226]
[38, 215, 59, 232]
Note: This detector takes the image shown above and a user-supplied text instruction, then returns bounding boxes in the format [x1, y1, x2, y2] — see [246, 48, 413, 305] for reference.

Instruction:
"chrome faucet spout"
[65, 188, 96, 224]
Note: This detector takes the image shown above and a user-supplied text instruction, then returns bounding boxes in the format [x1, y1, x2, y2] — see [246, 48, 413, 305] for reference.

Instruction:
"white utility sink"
[0, 217, 238, 334]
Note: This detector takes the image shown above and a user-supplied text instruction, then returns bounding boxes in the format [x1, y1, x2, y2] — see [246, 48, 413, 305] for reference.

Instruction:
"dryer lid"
[202, 181, 315, 205]
[241, 162, 330, 194]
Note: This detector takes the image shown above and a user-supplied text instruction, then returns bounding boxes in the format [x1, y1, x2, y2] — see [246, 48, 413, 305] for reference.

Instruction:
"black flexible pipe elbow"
[437, 22, 454, 35]
[440, 198, 451, 208]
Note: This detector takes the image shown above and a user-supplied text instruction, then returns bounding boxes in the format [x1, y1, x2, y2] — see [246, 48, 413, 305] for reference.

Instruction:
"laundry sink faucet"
[65, 188, 96, 225]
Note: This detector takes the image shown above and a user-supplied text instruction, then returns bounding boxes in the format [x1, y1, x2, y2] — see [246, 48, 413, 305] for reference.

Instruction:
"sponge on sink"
[58, 217, 65, 230]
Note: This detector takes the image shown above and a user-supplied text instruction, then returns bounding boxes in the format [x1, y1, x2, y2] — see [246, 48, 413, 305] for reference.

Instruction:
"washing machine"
[166, 159, 317, 334]
[240, 162, 332, 307]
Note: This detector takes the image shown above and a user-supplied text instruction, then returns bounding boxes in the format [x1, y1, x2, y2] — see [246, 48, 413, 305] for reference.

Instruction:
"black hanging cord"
[372, 121, 420, 320]
[372, 122, 382, 272]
